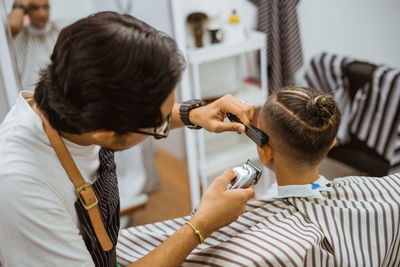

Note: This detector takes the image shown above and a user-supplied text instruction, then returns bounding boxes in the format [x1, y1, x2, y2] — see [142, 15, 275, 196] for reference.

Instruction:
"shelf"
[202, 82, 266, 108]
[188, 31, 266, 65]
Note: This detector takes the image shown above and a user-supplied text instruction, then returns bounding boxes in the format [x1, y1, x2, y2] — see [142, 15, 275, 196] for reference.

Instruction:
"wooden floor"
[129, 147, 192, 226]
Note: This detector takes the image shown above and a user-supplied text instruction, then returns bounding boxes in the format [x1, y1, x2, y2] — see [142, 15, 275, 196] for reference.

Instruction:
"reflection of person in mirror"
[8, 0, 59, 92]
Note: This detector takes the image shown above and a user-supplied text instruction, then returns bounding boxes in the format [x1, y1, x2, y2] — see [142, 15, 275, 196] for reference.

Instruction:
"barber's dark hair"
[34, 11, 185, 134]
[261, 86, 341, 165]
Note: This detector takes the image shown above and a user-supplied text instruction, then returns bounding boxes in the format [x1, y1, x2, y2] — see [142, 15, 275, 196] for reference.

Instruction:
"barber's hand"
[189, 94, 255, 134]
[190, 169, 255, 238]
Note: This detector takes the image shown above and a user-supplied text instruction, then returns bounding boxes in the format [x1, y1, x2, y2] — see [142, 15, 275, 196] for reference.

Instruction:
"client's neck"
[274, 160, 320, 186]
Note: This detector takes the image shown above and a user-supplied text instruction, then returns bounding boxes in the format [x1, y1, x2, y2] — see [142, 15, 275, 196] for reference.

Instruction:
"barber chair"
[327, 61, 391, 176]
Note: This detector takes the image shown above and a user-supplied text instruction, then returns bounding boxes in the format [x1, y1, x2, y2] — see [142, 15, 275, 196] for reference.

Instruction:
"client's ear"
[329, 138, 336, 150]
[257, 144, 273, 167]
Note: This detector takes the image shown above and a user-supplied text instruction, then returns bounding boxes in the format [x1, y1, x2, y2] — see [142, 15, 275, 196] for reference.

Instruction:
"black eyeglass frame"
[133, 113, 172, 139]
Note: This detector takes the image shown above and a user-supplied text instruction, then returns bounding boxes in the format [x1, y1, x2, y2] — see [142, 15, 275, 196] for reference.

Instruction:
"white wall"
[94, 0, 173, 36]
[298, 0, 400, 70]
[50, 0, 94, 22]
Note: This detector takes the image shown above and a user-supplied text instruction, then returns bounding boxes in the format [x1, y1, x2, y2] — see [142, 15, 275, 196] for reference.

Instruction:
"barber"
[0, 11, 255, 267]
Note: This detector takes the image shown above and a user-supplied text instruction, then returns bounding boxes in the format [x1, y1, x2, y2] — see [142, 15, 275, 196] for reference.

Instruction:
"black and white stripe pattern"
[305, 52, 353, 144]
[305, 53, 400, 172]
[12, 22, 59, 91]
[304, 53, 351, 94]
[75, 147, 120, 266]
[117, 173, 400, 266]
[251, 0, 303, 92]
[349, 66, 400, 172]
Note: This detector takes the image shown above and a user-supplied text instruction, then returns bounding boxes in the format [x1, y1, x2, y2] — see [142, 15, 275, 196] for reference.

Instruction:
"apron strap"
[40, 112, 113, 252]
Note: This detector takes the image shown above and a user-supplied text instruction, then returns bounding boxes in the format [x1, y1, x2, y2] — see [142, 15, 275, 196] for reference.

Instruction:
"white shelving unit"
[171, 0, 269, 208]
[188, 31, 267, 64]
[190, 31, 268, 190]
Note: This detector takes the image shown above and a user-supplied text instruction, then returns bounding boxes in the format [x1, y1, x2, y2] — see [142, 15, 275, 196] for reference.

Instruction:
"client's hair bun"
[306, 94, 336, 128]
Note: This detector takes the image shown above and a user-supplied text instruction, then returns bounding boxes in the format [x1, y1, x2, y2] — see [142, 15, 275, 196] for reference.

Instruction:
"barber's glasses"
[134, 113, 172, 139]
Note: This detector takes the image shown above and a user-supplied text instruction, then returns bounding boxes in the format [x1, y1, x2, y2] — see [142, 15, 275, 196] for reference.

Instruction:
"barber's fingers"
[210, 121, 245, 134]
[212, 169, 237, 190]
[218, 94, 255, 125]
[212, 170, 255, 200]
[245, 102, 255, 123]
[239, 102, 255, 126]
[227, 185, 255, 202]
[241, 185, 255, 200]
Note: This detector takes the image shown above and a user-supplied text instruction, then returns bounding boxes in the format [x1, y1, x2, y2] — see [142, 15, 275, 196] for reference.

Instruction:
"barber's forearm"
[171, 103, 184, 129]
[8, 8, 25, 36]
[127, 221, 205, 267]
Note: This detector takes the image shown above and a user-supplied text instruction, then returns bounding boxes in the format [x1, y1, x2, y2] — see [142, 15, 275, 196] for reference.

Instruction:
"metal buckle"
[77, 183, 98, 210]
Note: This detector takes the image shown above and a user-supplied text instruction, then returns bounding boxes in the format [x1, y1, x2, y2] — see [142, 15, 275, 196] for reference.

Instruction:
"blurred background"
[1, 0, 400, 227]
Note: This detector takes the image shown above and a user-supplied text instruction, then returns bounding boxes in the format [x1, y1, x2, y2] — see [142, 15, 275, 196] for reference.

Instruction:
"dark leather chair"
[327, 61, 391, 176]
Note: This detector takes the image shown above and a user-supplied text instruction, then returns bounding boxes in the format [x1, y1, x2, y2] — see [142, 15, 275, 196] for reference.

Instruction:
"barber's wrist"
[188, 107, 202, 128]
[189, 213, 212, 239]
[179, 99, 206, 129]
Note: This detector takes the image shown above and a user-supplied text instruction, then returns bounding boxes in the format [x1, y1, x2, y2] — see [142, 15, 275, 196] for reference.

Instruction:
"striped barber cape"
[117, 173, 400, 266]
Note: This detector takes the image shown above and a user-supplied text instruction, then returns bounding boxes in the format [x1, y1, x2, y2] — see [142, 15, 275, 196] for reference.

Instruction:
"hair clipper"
[227, 159, 262, 190]
[191, 160, 262, 216]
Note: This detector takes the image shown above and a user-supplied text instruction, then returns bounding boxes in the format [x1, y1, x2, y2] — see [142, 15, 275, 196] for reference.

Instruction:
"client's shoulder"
[332, 173, 400, 193]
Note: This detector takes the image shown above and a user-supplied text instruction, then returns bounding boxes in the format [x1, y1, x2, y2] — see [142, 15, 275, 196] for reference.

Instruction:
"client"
[117, 87, 400, 266]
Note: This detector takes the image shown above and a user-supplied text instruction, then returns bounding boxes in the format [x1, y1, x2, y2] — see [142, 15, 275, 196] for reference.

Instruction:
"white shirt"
[0, 92, 97, 266]
[263, 175, 333, 200]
